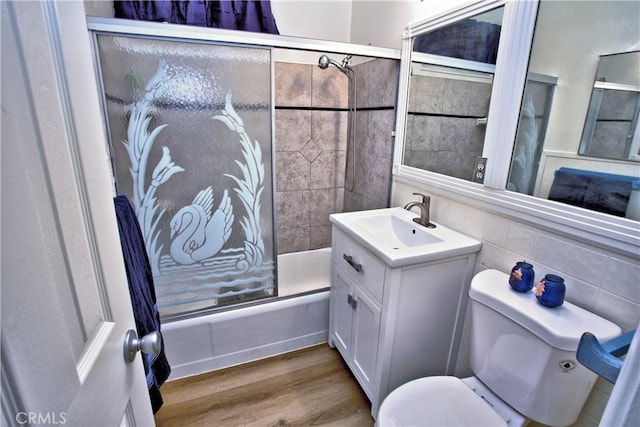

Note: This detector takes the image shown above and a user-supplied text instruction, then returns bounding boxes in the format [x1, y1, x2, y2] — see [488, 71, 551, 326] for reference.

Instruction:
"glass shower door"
[93, 33, 276, 318]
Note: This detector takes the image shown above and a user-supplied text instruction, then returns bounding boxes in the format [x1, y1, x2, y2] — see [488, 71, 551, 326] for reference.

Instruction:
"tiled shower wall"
[274, 58, 398, 254]
[345, 59, 398, 212]
[586, 89, 638, 159]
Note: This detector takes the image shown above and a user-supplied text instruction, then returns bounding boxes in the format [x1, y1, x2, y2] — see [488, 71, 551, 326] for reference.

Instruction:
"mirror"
[402, 0, 640, 221]
[512, 0, 640, 219]
[404, 6, 503, 182]
[578, 51, 640, 162]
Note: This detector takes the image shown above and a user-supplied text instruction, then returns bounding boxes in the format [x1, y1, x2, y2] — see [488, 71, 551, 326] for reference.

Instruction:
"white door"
[1, 1, 154, 426]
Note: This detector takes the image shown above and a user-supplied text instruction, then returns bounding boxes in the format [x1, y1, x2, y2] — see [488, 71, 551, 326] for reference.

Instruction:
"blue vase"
[509, 261, 535, 292]
[535, 274, 566, 308]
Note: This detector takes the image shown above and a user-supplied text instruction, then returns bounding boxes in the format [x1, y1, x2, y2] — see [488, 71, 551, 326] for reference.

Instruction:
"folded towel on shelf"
[114, 195, 171, 413]
[549, 167, 637, 217]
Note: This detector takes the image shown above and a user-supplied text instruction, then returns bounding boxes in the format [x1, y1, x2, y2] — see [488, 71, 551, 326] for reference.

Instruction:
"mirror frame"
[392, 0, 640, 257]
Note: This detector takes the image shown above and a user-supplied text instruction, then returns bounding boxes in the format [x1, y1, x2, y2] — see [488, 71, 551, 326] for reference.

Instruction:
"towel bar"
[577, 329, 635, 383]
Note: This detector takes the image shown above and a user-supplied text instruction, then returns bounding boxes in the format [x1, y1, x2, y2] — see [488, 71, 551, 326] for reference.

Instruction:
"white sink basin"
[330, 207, 481, 267]
[354, 212, 442, 248]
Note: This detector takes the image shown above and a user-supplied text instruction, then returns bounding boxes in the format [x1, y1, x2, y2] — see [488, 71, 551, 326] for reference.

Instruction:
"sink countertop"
[330, 207, 482, 267]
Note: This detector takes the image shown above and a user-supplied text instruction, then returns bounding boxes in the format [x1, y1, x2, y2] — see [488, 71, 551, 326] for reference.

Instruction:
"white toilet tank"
[468, 269, 621, 427]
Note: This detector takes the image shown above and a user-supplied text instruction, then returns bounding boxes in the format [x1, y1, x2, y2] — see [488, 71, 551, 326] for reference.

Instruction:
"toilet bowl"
[376, 376, 526, 427]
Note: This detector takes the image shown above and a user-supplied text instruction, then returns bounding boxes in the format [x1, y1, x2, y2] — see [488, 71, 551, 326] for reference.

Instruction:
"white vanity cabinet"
[328, 221, 481, 419]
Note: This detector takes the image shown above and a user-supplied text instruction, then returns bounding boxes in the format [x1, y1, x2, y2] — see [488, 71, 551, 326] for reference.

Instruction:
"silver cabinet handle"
[343, 253, 362, 273]
[123, 329, 161, 363]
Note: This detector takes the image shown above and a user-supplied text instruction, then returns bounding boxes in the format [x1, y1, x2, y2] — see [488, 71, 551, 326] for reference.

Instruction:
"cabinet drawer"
[333, 229, 385, 302]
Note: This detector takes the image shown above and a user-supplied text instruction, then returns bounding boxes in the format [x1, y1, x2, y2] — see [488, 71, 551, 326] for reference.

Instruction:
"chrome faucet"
[404, 192, 436, 228]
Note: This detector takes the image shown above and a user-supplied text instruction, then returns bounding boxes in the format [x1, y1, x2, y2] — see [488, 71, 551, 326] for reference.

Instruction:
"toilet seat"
[376, 376, 507, 427]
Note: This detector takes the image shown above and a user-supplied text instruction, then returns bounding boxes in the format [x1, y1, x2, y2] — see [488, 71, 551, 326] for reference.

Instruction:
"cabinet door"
[351, 287, 381, 398]
[331, 268, 354, 358]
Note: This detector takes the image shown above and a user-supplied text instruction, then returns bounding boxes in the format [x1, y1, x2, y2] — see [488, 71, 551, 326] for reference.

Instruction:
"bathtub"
[161, 247, 332, 380]
[277, 247, 332, 297]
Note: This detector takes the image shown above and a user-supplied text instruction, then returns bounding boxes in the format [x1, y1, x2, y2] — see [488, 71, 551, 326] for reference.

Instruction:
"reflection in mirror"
[405, 64, 492, 180]
[412, 7, 503, 65]
[404, 6, 503, 182]
[579, 51, 640, 162]
[509, 0, 640, 220]
[508, 74, 555, 195]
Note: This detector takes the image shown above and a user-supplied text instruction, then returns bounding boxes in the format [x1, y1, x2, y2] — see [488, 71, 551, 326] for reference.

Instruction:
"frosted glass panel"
[95, 34, 275, 318]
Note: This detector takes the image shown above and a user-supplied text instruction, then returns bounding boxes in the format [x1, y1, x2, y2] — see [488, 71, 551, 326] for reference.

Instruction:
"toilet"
[376, 269, 622, 427]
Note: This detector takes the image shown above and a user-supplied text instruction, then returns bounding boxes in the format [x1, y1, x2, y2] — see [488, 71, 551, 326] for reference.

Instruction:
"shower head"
[318, 54, 352, 75]
[318, 54, 332, 70]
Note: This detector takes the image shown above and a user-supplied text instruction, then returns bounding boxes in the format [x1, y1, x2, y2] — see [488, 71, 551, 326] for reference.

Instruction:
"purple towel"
[114, 195, 171, 413]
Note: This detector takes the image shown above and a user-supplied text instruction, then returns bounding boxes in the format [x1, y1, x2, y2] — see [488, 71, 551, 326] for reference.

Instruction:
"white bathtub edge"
[168, 330, 328, 380]
[163, 290, 331, 381]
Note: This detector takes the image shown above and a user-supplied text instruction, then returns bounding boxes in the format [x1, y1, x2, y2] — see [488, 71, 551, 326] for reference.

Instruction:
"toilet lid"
[377, 376, 507, 427]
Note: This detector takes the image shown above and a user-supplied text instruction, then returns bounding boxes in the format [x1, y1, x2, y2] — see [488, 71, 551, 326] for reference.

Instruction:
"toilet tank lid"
[469, 269, 622, 351]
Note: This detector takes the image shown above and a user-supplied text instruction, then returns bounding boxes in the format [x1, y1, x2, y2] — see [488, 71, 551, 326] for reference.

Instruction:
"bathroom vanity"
[328, 208, 482, 418]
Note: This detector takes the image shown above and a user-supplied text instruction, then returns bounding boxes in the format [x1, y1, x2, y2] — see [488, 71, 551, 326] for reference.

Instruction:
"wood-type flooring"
[154, 344, 375, 427]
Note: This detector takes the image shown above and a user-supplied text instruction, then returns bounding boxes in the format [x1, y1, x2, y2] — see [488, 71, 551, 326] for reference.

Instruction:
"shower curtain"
[92, 31, 276, 318]
[114, 1, 279, 34]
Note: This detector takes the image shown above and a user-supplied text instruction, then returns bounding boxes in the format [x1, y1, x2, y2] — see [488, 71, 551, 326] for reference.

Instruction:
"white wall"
[273, 0, 470, 49]
[350, 0, 470, 49]
[271, 0, 352, 42]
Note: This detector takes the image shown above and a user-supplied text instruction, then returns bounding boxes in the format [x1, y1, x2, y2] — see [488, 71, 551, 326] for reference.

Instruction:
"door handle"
[123, 329, 161, 363]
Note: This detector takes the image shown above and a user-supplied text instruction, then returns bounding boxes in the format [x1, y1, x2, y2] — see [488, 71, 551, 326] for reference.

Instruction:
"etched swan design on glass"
[170, 186, 234, 265]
